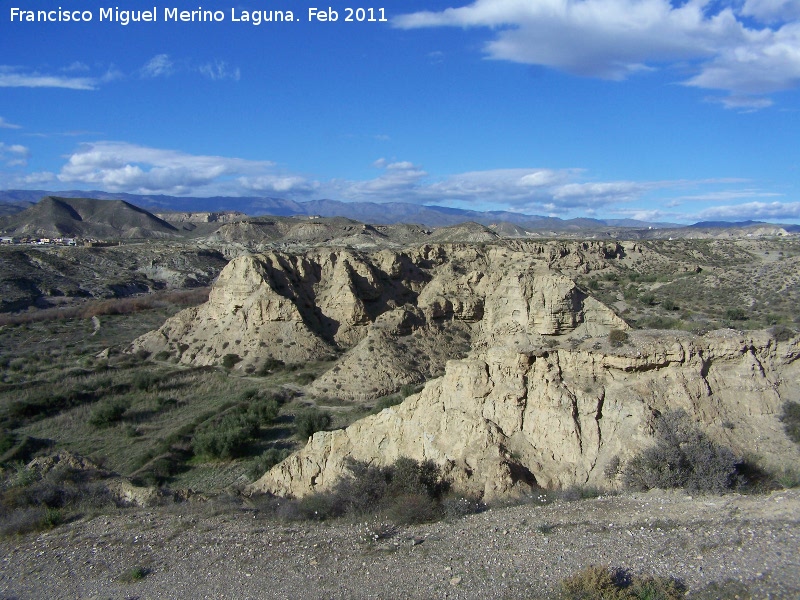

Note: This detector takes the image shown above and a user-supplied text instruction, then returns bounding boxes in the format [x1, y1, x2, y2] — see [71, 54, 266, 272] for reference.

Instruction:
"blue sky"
[1, 0, 799, 223]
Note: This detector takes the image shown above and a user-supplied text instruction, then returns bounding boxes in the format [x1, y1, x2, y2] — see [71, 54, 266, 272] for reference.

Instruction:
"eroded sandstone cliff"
[252, 329, 800, 499]
[129, 242, 626, 399]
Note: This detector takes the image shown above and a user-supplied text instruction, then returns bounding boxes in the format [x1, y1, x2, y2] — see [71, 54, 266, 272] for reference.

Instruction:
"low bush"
[639, 293, 656, 306]
[622, 410, 741, 493]
[661, 298, 679, 311]
[192, 396, 280, 460]
[257, 358, 286, 376]
[725, 307, 747, 321]
[637, 316, 682, 330]
[0, 430, 16, 455]
[247, 448, 291, 480]
[0, 465, 118, 536]
[294, 408, 332, 440]
[221, 353, 241, 369]
[119, 566, 149, 582]
[558, 565, 685, 600]
[294, 372, 316, 385]
[608, 329, 628, 348]
[781, 401, 800, 445]
[371, 393, 403, 414]
[771, 325, 796, 342]
[89, 400, 127, 428]
[282, 457, 482, 525]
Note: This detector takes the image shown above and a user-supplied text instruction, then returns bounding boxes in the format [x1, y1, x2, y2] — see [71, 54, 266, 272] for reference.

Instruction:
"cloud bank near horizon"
[2, 141, 796, 224]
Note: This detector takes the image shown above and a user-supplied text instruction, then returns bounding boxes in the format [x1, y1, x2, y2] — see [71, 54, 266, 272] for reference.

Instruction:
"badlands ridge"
[130, 241, 800, 499]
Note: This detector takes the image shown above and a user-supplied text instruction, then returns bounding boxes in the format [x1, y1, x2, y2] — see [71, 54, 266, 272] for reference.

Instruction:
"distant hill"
[0, 190, 676, 230]
[2, 191, 798, 236]
[0, 196, 179, 239]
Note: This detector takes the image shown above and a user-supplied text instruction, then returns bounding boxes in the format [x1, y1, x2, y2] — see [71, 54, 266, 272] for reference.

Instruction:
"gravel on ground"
[1, 489, 798, 599]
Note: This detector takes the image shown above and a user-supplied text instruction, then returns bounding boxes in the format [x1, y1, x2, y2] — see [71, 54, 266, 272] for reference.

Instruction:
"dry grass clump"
[558, 565, 685, 600]
[0, 287, 209, 326]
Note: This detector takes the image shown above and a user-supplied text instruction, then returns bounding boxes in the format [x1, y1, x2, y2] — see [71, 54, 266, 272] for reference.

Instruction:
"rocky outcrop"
[252, 329, 800, 499]
[129, 242, 626, 397]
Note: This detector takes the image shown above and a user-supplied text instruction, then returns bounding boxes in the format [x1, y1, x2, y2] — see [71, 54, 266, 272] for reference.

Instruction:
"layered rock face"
[129, 242, 626, 398]
[252, 330, 800, 499]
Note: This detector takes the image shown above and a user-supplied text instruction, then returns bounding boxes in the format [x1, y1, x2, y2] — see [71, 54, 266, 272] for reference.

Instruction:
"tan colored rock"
[130, 242, 626, 395]
[251, 330, 800, 500]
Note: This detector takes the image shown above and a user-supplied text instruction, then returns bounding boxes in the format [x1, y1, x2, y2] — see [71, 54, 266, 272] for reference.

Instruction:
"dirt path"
[2, 489, 799, 599]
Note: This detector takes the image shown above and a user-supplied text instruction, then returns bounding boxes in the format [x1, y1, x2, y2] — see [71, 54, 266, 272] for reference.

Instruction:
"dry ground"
[1, 489, 798, 599]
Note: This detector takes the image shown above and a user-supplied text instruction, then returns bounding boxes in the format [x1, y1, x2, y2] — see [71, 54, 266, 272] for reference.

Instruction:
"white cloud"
[552, 181, 652, 205]
[0, 66, 97, 90]
[704, 95, 775, 110]
[394, 0, 800, 106]
[199, 60, 241, 81]
[0, 143, 30, 167]
[685, 22, 800, 95]
[673, 189, 783, 202]
[0, 117, 21, 129]
[57, 142, 288, 195]
[140, 54, 174, 78]
[25, 143, 795, 223]
[62, 61, 90, 73]
[239, 175, 319, 195]
[742, 0, 800, 23]
[697, 201, 800, 220]
[21, 171, 57, 185]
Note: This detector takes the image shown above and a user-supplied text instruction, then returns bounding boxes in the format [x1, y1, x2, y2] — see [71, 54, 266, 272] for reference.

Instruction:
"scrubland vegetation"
[580, 239, 800, 333]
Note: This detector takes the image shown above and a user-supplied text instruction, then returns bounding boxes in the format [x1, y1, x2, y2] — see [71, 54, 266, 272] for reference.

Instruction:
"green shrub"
[257, 358, 286, 376]
[608, 329, 628, 348]
[294, 372, 316, 385]
[247, 448, 291, 480]
[89, 400, 127, 428]
[120, 566, 149, 582]
[661, 298, 678, 311]
[371, 394, 403, 414]
[637, 316, 681, 330]
[725, 308, 747, 321]
[294, 408, 331, 440]
[282, 457, 470, 525]
[192, 397, 280, 460]
[781, 401, 800, 445]
[192, 413, 257, 459]
[559, 565, 685, 600]
[221, 353, 241, 369]
[622, 410, 741, 493]
[771, 325, 796, 342]
[639, 293, 656, 306]
[132, 372, 158, 391]
[0, 430, 16, 455]
[623, 286, 639, 301]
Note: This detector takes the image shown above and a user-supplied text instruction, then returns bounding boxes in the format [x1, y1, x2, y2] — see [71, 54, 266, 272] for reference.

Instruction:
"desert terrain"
[1, 197, 799, 598]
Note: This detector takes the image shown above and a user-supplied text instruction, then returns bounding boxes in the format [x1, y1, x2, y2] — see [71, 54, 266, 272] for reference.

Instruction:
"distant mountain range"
[0, 190, 798, 235]
[0, 189, 679, 230]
